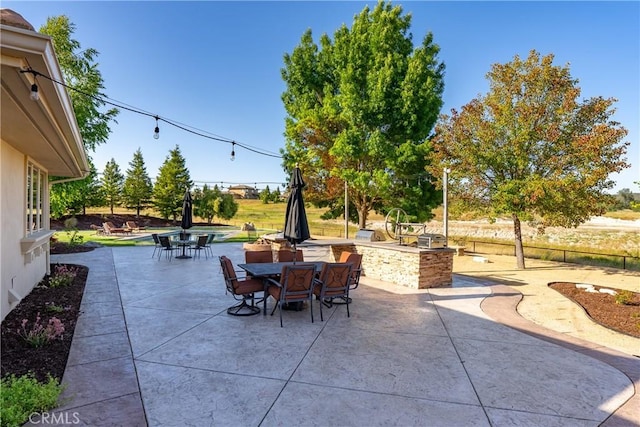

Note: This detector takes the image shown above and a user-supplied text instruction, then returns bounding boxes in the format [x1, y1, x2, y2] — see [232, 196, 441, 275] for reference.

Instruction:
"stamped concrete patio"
[46, 243, 638, 426]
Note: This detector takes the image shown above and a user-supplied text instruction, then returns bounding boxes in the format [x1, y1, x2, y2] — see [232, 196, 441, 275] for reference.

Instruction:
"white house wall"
[1, 140, 48, 320]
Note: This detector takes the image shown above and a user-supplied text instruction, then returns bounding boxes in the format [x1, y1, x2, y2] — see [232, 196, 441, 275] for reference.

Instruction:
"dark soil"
[549, 282, 640, 338]
[1, 263, 88, 383]
[50, 213, 214, 231]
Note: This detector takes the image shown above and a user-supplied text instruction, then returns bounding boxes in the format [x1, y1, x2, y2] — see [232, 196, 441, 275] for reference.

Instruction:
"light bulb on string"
[153, 116, 160, 139]
[230, 141, 236, 161]
[30, 83, 39, 101]
[20, 69, 39, 101]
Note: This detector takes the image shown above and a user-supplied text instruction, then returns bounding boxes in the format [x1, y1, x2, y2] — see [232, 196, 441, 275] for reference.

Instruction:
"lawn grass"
[77, 202, 638, 258]
[603, 209, 640, 221]
[84, 201, 371, 241]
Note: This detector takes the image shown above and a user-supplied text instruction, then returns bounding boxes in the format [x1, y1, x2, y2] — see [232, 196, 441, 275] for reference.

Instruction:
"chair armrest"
[264, 278, 282, 288]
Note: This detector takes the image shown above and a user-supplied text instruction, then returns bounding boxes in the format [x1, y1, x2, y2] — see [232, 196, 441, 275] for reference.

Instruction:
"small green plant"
[0, 373, 63, 427]
[615, 290, 634, 306]
[63, 217, 83, 247]
[45, 303, 65, 313]
[18, 313, 65, 348]
[48, 265, 76, 288]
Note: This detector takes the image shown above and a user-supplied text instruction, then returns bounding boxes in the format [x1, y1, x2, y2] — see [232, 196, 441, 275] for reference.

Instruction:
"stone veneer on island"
[328, 241, 455, 289]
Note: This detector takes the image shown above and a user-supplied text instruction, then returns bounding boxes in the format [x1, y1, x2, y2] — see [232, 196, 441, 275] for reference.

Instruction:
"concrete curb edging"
[481, 284, 640, 427]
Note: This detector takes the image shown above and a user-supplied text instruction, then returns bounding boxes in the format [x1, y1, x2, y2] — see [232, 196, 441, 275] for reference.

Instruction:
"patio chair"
[125, 221, 146, 232]
[157, 236, 175, 260]
[277, 249, 304, 262]
[191, 235, 209, 260]
[266, 264, 316, 327]
[313, 262, 352, 321]
[245, 250, 273, 279]
[245, 250, 273, 263]
[204, 233, 215, 256]
[151, 233, 162, 258]
[103, 222, 130, 235]
[338, 252, 363, 290]
[219, 256, 263, 316]
[89, 224, 104, 235]
[333, 252, 363, 305]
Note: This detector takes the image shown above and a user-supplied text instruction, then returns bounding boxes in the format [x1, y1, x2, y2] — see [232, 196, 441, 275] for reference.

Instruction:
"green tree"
[40, 16, 118, 152]
[50, 161, 103, 218]
[153, 146, 192, 221]
[193, 184, 221, 225]
[41, 16, 118, 215]
[122, 149, 153, 217]
[270, 187, 282, 203]
[631, 181, 640, 212]
[613, 188, 636, 210]
[430, 50, 630, 269]
[259, 186, 272, 204]
[101, 158, 124, 214]
[215, 193, 239, 221]
[281, 1, 445, 228]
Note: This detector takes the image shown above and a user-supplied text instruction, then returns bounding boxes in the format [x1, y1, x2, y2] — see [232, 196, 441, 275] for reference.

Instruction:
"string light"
[153, 116, 160, 140]
[20, 68, 39, 101]
[19, 67, 283, 160]
[29, 82, 39, 101]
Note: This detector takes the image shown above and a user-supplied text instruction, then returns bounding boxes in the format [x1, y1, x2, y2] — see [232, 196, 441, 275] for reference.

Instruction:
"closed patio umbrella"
[180, 190, 193, 232]
[284, 167, 310, 263]
[174, 190, 194, 259]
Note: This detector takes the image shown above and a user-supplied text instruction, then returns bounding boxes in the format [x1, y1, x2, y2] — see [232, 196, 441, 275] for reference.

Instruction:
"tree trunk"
[136, 204, 141, 217]
[513, 214, 526, 269]
[110, 202, 114, 215]
[358, 208, 368, 229]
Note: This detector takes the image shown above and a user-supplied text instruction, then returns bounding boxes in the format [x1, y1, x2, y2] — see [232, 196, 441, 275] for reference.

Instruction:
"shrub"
[615, 290, 634, 306]
[0, 373, 63, 427]
[18, 314, 65, 348]
[63, 217, 83, 247]
[48, 265, 76, 288]
[45, 303, 65, 313]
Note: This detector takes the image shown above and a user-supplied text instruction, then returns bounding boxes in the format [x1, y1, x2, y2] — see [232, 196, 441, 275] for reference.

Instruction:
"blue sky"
[6, 1, 639, 194]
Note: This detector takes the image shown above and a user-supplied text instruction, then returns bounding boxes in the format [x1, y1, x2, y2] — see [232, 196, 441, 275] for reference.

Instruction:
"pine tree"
[122, 149, 153, 217]
[101, 158, 124, 214]
[153, 146, 192, 221]
[50, 160, 103, 217]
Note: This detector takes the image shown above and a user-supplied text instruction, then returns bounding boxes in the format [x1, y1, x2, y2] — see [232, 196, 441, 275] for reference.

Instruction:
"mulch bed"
[1, 263, 88, 383]
[50, 213, 216, 231]
[549, 282, 640, 338]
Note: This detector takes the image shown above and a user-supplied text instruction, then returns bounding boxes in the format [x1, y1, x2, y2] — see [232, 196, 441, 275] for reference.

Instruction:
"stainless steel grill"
[417, 233, 446, 249]
[355, 229, 386, 242]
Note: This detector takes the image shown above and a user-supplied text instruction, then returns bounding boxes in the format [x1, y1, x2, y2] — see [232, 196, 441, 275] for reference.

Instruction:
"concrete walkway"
[44, 244, 639, 426]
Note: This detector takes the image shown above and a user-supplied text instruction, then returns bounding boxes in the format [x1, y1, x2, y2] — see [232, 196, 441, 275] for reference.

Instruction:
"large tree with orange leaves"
[430, 50, 630, 269]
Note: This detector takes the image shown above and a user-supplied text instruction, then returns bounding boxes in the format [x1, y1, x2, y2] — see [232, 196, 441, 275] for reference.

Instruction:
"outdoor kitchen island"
[302, 239, 456, 289]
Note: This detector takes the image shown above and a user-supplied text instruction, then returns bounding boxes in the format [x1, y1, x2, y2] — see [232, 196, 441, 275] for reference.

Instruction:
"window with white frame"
[26, 161, 46, 234]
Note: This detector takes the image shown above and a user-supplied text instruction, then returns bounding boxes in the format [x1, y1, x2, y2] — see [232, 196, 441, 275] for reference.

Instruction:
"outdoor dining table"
[173, 239, 194, 259]
[237, 261, 326, 315]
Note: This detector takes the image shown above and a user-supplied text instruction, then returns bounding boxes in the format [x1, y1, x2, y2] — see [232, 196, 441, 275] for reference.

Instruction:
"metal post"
[443, 168, 450, 247]
[344, 180, 349, 239]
